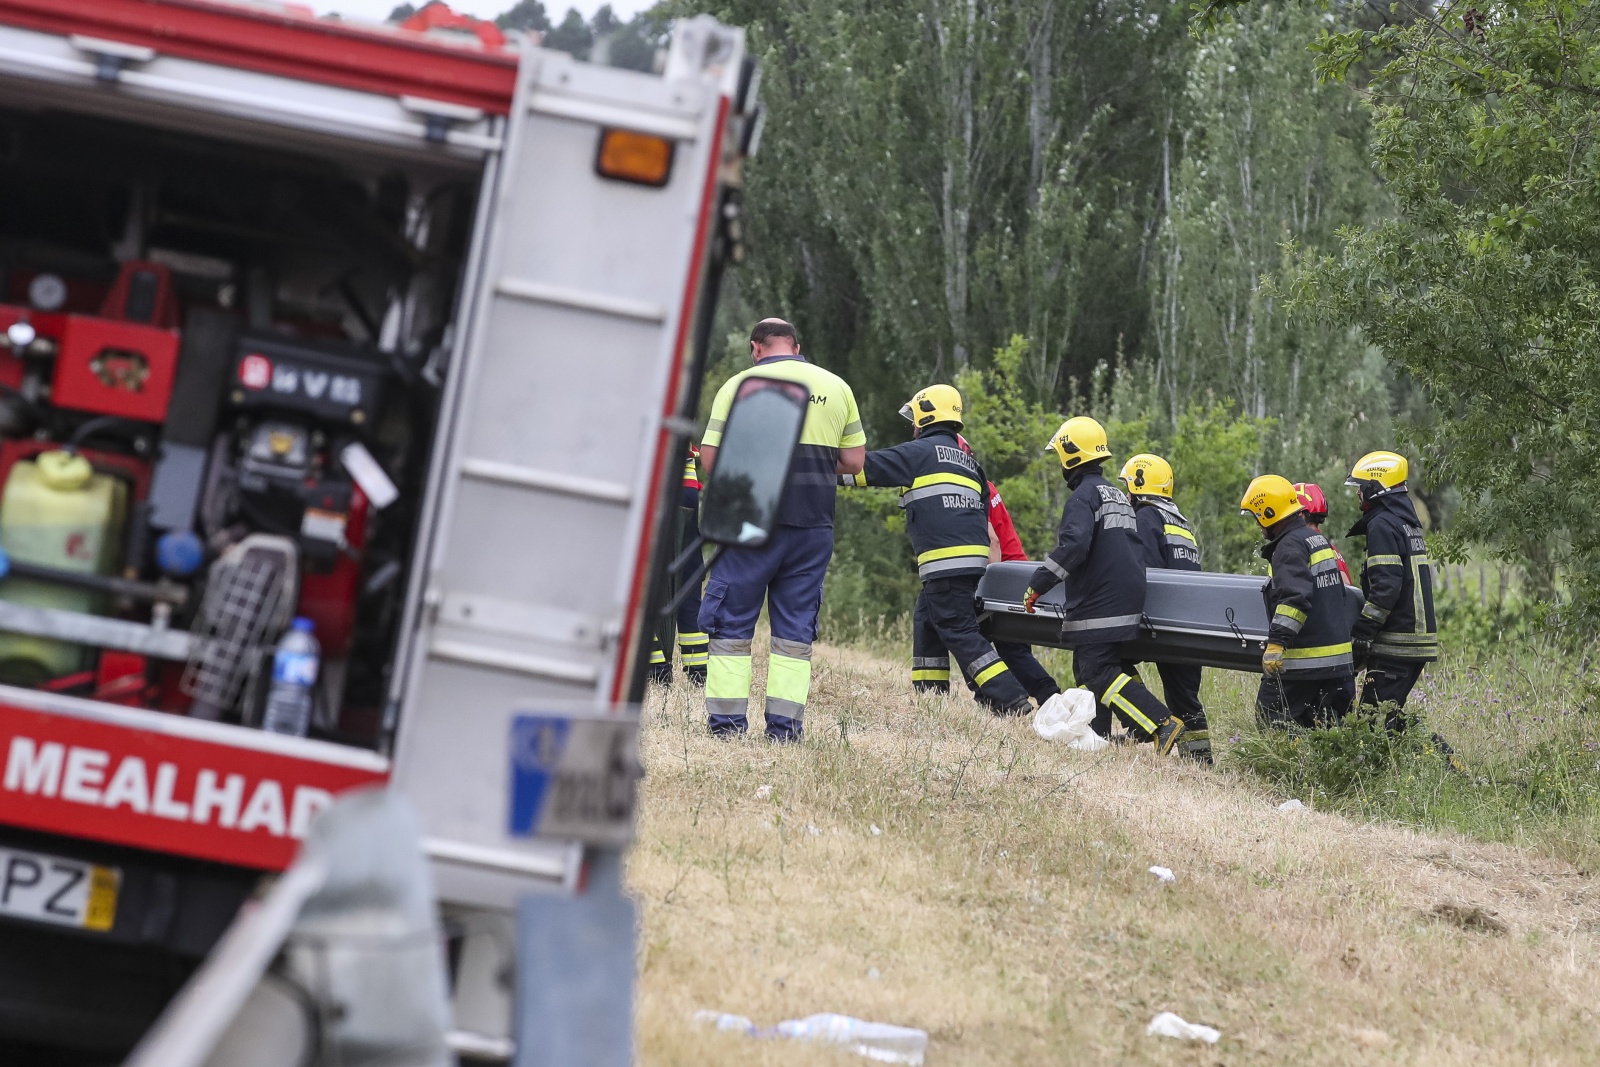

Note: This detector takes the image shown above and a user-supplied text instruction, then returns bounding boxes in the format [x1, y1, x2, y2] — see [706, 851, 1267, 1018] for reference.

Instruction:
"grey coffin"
[975, 561, 1364, 674]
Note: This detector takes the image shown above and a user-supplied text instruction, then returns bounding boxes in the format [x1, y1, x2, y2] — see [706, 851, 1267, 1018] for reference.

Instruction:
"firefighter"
[908, 436, 1060, 707]
[1240, 474, 1355, 729]
[1344, 451, 1438, 729]
[846, 385, 1033, 716]
[1292, 482, 1353, 584]
[1119, 453, 1211, 763]
[1021, 418, 1187, 752]
[648, 444, 709, 686]
[698, 318, 866, 742]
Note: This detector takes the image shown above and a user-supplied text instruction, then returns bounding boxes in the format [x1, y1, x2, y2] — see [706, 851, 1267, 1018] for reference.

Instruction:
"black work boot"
[1176, 729, 1213, 765]
[1153, 716, 1187, 756]
[647, 664, 672, 686]
[683, 666, 707, 687]
[993, 697, 1033, 718]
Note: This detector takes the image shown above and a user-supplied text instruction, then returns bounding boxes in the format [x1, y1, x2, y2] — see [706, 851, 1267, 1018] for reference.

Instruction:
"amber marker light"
[595, 128, 675, 187]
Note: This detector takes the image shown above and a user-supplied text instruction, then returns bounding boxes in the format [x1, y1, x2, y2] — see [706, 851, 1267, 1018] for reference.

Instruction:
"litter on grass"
[870, 824, 883, 836]
[1149, 866, 1176, 884]
[1032, 690, 1109, 751]
[773, 1013, 928, 1065]
[692, 1011, 927, 1065]
[1279, 798, 1306, 812]
[692, 1011, 756, 1034]
[754, 785, 772, 800]
[1146, 1012, 1220, 1043]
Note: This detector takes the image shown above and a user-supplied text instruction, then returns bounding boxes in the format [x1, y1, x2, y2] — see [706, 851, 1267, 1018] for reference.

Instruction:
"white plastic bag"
[1146, 1011, 1220, 1043]
[1032, 689, 1108, 750]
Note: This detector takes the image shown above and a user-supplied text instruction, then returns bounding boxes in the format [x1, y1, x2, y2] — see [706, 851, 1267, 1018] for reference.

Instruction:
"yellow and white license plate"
[0, 845, 119, 932]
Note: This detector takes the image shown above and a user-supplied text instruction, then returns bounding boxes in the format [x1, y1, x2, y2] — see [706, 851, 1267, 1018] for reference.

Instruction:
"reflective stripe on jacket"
[851, 426, 992, 580]
[1026, 467, 1146, 645]
[1261, 515, 1354, 679]
[1349, 492, 1438, 661]
[1134, 499, 1201, 571]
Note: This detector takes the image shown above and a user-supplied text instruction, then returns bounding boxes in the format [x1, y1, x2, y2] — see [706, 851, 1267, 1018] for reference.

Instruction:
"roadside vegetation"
[632, 635, 1600, 1065]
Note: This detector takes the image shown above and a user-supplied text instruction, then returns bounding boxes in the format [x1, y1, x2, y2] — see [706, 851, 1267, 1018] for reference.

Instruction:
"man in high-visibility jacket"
[1120, 453, 1211, 763]
[1345, 451, 1438, 730]
[846, 384, 1033, 715]
[1022, 418, 1187, 752]
[1240, 474, 1355, 728]
[907, 441, 1060, 708]
[698, 319, 866, 742]
[648, 444, 709, 685]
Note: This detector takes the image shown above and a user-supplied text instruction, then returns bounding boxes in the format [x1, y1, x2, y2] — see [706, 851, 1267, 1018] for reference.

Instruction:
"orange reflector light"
[595, 128, 675, 187]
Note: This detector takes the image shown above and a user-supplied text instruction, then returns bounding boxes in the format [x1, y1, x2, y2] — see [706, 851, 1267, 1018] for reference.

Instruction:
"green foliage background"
[453, 0, 1594, 648]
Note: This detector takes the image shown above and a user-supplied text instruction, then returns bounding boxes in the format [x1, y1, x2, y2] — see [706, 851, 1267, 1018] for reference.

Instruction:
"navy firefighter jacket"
[848, 426, 993, 581]
[1026, 466, 1146, 645]
[1133, 498, 1201, 572]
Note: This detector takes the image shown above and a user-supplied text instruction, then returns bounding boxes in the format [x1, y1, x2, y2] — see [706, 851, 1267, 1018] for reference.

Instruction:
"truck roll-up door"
[387, 22, 747, 907]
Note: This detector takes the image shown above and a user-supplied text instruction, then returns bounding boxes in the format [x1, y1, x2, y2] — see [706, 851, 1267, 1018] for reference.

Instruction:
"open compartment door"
[387, 27, 746, 907]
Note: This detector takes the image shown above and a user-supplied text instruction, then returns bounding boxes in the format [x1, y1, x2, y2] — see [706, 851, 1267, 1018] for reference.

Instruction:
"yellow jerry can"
[0, 451, 128, 683]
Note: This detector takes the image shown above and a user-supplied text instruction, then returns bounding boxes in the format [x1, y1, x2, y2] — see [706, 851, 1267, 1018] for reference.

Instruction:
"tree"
[1290, 0, 1600, 618]
[386, 3, 417, 21]
[543, 8, 594, 60]
[496, 0, 550, 33]
[694, 0, 1191, 434]
[1151, 2, 1396, 506]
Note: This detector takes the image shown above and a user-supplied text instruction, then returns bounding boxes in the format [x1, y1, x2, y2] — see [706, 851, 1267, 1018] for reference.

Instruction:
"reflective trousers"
[1072, 642, 1172, 739]
[699, 525, 833, 741]
[910, 576, 1031, 713]
[1359, 656, 1426, 733]
[1256, 671, 1355, 730]
[911, 585, 1058, 707]
[649, 505, 708, 680]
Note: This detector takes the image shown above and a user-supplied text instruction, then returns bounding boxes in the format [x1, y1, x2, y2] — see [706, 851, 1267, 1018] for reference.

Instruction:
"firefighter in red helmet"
[1292, 482, 1352, 586]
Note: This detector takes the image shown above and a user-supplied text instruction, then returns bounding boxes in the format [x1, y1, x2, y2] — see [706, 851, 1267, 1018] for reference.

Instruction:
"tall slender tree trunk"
[936, 0, 977, 368]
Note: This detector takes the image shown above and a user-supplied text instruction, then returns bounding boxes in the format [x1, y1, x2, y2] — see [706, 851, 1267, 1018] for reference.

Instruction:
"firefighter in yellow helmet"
[841, 385, 1034, 715]
[1022, 418, 1187, 753]
[1119, 453, 1210, 762]
[1345, 450, 1439, 730]
[1240, 474, 1355, 728]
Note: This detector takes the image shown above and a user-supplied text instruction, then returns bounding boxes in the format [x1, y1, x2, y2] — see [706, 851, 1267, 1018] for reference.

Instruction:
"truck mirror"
[699, 376, 809, 549]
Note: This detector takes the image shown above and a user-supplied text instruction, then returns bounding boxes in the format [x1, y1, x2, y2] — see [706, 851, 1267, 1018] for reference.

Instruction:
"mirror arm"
[659, 544, 725, 618]
[668, 535, 706, 576]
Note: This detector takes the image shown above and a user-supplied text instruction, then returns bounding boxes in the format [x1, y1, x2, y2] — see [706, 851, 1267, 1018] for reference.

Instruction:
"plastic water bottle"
[772, 1014, 928, 1065]
[262, 617, 319, 737]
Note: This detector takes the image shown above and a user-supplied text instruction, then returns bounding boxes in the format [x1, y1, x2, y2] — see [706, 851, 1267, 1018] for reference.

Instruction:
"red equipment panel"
[0, 696, 390, 869]
[51, 315, 181, 422]
[297, 484, 369, 658]
[0, 0, 519, 116]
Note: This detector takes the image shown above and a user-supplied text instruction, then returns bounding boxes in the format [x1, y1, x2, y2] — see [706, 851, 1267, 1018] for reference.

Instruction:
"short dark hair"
[750, 319, 799, 348]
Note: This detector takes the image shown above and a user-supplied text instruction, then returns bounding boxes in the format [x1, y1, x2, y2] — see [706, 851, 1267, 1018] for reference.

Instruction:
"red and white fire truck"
[0, 1, 756, 1059]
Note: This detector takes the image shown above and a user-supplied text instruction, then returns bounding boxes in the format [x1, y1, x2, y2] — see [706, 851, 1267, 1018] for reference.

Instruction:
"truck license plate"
[0, 845, 119, 932]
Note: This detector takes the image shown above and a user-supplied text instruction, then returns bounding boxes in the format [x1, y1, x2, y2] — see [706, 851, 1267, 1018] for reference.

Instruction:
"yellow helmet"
[1119, 453, 1174, 499]
[1346, 450, 1408, 493]
[1239, 474, 1304, 528]
[900, 384, 963, 429]
[1045, 416, 1110, 470]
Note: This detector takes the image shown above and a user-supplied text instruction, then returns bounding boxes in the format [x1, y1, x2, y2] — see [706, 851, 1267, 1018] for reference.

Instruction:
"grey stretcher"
[975, 560, 1365, 674]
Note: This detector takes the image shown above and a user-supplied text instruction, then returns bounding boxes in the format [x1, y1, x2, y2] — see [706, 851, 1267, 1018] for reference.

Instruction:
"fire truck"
[0, 1, 757, 1060]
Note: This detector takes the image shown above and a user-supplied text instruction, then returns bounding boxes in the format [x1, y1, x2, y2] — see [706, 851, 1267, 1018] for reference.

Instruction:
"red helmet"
[1292, 482, 1329, 523]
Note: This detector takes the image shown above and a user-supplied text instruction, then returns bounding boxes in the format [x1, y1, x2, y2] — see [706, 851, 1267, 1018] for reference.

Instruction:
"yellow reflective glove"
[1262, 642, 1286, 676]
[1023, 588, 1040, 614]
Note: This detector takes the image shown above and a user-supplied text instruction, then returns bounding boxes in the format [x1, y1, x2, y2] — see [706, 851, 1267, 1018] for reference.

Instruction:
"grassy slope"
[632, 637, 1600, 1065]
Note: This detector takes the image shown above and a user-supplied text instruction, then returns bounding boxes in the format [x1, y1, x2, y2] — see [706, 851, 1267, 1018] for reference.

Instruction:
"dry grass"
[630, 635, 1600, 1065]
